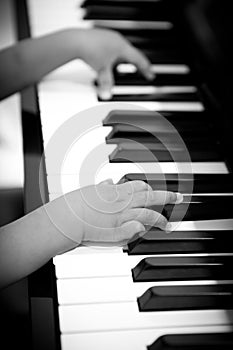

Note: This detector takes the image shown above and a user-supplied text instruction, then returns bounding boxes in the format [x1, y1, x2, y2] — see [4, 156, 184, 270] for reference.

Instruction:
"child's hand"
[48, 180, 183, 245]
[75, 28, 155, 99]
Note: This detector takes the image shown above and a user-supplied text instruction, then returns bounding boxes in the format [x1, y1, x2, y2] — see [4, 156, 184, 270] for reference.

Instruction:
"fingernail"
[165, 222, 172, 233]
[98, 90, 112, 100]
[176, 192, 183, 204]
[101, 178, 113, 185]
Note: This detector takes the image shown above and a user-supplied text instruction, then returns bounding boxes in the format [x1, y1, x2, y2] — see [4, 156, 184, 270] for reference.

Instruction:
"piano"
[2, 0, 233, 349]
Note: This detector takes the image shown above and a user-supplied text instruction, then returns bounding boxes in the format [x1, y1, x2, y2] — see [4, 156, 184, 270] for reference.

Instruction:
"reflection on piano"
[14, 0, 233, 349]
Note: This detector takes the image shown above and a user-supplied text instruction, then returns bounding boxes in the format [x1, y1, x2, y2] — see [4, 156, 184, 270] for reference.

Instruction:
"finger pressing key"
[119, 208, 168, 230]
[124, 45, 155, 81]
[130, 190, 183, 208]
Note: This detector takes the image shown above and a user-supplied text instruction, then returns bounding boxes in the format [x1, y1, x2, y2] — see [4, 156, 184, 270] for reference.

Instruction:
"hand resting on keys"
[56, 179, 183, 244]
[0, 180, 182, 289]
[0, 28, 154, 101]
[75, 28, 155, 99]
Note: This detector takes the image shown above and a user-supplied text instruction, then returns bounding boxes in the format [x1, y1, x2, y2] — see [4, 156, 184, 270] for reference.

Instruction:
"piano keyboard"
[26, 0, 233, 349]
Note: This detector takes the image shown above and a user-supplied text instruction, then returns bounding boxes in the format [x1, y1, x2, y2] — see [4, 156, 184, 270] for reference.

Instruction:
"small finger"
[123, 45, 155, 80]
[97, 67, 114, 100]
[116, 220, 145, 241]
[120, 208, 168, 230]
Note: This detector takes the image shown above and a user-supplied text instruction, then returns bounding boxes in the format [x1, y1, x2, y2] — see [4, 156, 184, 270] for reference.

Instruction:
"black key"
[105, 129, 218, 146]
[132, 256, 233, 282]
[81, 0, 173, 8]
[82, 1, 181, 28]
[100, 92, 198, 102]
[114, 72, 195, 86]
[83, 4, 169, 21]
[109, 140, 215, 151]
[151, 195, 233, 221]
[117, 29, 183, 53]
[109, 146, 221, 162]
[147, 333, 233, 350]
[82, 0, 169, 5]
[106, 127, 213, 139]
[185, 194, 233, 203]
[100, 46, 185, 64]
[106, 123, 211, 134]
[118, 26, 180, 38]
[138, 49, 185, 64]
[137, 284, 233, 311]
[103, 110, 211, 129]
[119, 35, 181, 50]
[126, 229, 233, 255]
[103, 110, 210, 126]
[120, 173, 233, 193]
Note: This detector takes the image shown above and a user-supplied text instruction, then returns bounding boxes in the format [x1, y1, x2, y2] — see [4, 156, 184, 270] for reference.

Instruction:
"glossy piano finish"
[127, 229, 233, 255]
[132, 256, 233, 281]
[120, 173, 233, 194]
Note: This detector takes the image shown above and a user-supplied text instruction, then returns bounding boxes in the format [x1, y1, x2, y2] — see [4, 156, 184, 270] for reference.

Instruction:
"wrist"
[44, 192, 84, 249]
[63, 28, 86, 59]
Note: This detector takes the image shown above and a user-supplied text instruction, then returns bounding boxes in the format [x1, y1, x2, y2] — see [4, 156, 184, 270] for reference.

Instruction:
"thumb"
[97, 67, 114, 100]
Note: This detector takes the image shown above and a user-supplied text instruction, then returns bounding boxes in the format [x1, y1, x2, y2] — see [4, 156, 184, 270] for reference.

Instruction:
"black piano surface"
[1, 0, 233, 349]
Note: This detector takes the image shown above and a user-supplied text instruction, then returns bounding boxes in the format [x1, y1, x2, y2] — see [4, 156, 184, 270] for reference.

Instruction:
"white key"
[47, 162, 228, 194]
[54, 219, 233, 279]
[61, 326, 233, 350]
[68, 20, 173, 30]
[117, 101, 204, 111]
[180, 220, 233, 231]
[95, 162, 228, 185]
[117, 64, 190, 74]
[91, 20, 173, 30]
[38, 80, 98, 146]
[58, 302, 233, 333]
[55, 251, 143, 279]
[57, 276, 233, 305]
[57, 277, 156, 305]
[111, 86, 197, 95]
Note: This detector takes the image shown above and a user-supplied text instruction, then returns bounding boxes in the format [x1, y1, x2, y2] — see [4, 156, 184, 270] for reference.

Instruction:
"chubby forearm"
[0, 181, 180, 289]
[0, 28, 153, 101]
[0, 199, 78, 289]
[0, 29, 81, 100]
